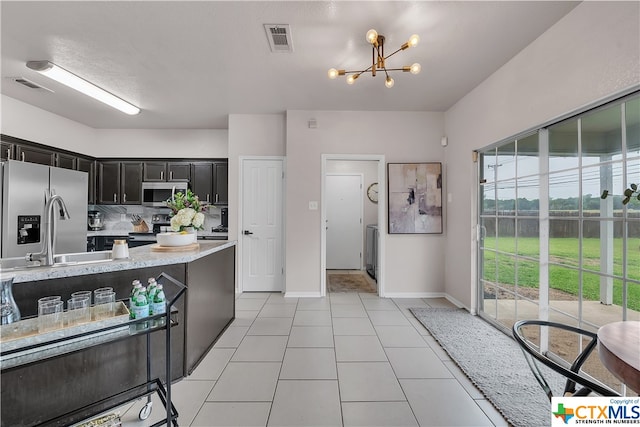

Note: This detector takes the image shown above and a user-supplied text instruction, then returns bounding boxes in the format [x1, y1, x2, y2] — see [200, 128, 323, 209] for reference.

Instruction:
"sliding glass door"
[477, 93, 639, 394]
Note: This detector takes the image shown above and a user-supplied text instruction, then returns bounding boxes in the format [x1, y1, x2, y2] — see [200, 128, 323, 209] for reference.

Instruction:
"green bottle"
[152, 284, 167, 326]
[147, 278, 158, 315]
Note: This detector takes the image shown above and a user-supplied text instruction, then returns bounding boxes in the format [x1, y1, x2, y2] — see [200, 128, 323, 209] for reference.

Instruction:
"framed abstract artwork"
[387, 162, 442, 234]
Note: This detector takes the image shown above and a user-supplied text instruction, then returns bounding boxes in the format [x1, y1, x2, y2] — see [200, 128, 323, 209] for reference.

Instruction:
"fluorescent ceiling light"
[26, 60, 140, 115]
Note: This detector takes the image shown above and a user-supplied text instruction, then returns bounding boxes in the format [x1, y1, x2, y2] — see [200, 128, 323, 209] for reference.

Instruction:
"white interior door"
[326, 174, 363, 269]
[241, 159, 284, 292]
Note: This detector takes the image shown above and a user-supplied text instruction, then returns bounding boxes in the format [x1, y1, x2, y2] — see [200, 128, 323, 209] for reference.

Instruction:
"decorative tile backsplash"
[88, 205, 222, 232]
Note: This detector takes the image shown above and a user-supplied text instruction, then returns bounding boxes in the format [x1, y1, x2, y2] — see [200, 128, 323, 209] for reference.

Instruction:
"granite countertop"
[10, 241, 236, 284]
[87, 230, 228, 238]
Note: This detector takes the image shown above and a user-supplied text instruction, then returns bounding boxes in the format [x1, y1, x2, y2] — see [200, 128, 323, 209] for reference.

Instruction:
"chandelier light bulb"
[366, 29, 379, 45]
[408, 34, 420, 48]
[346, 75, 356, 85]
[328, 68, 339, 79]
[410, 63, 421, 74]
[385, 76, 394, 88]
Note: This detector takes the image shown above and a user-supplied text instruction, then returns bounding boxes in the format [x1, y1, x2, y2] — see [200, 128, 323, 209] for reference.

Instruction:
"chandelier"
[328, 29, 421, 88]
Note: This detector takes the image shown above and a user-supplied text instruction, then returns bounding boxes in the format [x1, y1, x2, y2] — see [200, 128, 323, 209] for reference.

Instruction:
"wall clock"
[367, 182, 379, 203]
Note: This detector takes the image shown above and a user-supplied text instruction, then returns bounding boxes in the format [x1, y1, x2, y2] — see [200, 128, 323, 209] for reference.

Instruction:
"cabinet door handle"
[160, 171, 164, 180]
[123, 193, 127, 203]
[6, 148, 11, 159]
[21, 152, 25, 161]
[215, 194, 219, 203]
[170, 171, 173, 180]
[113, 193, 117, 203]
[206, 194, 210, 203]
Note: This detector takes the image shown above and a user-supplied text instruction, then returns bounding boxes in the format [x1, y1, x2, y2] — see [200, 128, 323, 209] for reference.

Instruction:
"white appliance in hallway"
[1, 160, 88, 258]
[241, 158, 284, 292]
[326, 173, 363, 269]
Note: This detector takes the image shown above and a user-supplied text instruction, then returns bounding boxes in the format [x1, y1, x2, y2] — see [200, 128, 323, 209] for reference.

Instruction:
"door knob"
[243, 230, 253, 235]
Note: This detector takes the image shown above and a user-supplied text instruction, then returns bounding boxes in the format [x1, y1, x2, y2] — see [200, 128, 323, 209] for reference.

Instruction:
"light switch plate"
[309, 201, 318, 210]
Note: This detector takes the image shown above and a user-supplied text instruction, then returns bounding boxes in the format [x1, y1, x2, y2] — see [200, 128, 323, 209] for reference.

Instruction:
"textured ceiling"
[1, 1, 579, 129]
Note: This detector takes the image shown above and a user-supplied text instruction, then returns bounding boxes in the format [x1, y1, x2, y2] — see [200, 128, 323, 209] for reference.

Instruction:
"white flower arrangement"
[170, 208, 205, 232]
[165, 189, 207, 232]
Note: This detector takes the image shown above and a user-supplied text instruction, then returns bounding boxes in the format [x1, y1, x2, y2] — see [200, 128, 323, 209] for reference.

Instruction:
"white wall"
[1, 95, 97, 155]
[94, 129, 227, 158]
[444, 1, 640, 311]
[1, 94, 228, 159]
[286, 110, 445, 296]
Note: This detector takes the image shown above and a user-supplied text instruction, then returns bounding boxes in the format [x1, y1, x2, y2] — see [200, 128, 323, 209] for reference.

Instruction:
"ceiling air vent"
[264, 24, 293, 53]
[9, 77, 53, 92]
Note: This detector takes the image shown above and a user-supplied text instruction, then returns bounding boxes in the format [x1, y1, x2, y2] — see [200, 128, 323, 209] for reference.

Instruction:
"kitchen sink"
[52, 250, 114, 266]
[0, 257, 42, 271]
[0, 251, 114, 271]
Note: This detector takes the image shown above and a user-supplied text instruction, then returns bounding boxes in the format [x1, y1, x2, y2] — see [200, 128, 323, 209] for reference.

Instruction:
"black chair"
[512, 319, 620, 400]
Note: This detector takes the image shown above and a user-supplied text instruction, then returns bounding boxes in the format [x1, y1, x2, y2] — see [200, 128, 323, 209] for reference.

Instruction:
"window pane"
[496, 141, 516, 181]
[628, 281, 640, 322]
[582, 103, 622, 165]
[549, 170, 579, 214]
[549, 266, 579, 315]
[496, 287, 516, 329]
[496, 180, 516, 214]
[582, 220, 624, 278]
[481, 149, 497, 183]
[549, 120, 579, 172]
[495, 253, 515, 287]
[480, 217, 496, 249]
[582, 163, 624, 214]
[482, 282, 498, 320]
[549, 222, 579, 268]
[516, 259, 539, 300]
[629, 220, 640, 281]
[517, 175, 539, 216]
[497, 218, 515, 253]
[627, 162, 640, 213]
[516, 296, 538, 322]
[517, 133, 539, 177]
[482, 249, 497, 283]
[481, 183, 495, 215]
[516, 221, 539, 258]
[626, 96, 640, 158]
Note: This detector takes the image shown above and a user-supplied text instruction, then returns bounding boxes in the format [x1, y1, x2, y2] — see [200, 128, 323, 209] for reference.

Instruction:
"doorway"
[239, 157, 285, 292]
[326, 173, 363, 270]
[321, 155, 386, 297]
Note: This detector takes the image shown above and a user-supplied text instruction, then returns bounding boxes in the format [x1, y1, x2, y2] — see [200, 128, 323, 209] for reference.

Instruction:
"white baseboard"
[383, 292, 447, 299]
[284, 291, 322, 298]
[444, 293, 469, 310]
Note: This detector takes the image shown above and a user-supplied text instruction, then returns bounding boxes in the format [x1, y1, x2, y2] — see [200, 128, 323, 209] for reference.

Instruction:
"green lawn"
[482, 237, 640, 311]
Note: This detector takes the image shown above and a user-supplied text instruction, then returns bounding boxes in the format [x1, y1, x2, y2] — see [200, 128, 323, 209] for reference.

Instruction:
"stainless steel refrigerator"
[1, 160, 88, 258]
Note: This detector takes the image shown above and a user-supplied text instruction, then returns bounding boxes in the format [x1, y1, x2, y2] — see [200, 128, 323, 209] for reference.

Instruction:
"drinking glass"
[37, 295, 61, 308]
[94, 291, 116, 320]
[93, 287, 113, 301]
[67, 297, 91, 325]
[38, 300, 63, 332]
[71, 291, 93, 305]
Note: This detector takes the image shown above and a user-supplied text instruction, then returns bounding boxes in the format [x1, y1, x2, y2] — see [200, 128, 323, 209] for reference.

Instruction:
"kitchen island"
[2, 241, 236, 427]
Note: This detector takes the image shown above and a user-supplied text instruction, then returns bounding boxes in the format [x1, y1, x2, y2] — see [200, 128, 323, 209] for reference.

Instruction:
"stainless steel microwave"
[141, 182, 189, 207]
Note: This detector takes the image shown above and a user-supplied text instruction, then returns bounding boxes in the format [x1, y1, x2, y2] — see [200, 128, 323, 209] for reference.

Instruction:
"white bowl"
[156, 232, 193, 247]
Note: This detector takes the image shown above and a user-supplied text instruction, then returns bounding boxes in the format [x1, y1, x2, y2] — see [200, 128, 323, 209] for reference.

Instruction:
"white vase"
[183, 227, 197, 243]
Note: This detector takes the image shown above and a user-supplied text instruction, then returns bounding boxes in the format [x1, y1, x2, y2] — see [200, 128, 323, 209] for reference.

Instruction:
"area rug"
[410, 307, 564, 427]
[328, 274, 376, 293]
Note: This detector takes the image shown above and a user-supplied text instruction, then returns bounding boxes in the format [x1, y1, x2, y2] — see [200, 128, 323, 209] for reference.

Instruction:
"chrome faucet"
[27, 192, 71, 266]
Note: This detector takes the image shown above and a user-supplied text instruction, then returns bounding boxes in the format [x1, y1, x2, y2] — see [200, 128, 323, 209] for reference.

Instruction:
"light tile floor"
[118, 288, 509, 427]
